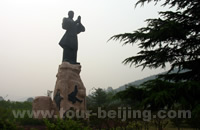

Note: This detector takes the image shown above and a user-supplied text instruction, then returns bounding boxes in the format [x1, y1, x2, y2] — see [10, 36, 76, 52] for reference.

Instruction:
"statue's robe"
[59, 17, 85, 64]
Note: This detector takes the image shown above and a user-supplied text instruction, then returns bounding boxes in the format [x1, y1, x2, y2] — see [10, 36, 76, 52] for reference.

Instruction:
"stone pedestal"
[53, 62, 86, 118]
[32, 96, 56, 119]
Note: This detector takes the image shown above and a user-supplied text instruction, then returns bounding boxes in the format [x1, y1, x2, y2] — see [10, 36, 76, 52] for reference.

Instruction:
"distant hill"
[0, 96, 4, 101]
[15, 97, 34, 102]
[115, 73, 158, 92]
[115, 68, 185, 92]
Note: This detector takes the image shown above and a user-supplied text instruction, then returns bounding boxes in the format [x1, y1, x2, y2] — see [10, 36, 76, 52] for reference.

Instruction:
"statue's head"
[68, 10, 74, 19]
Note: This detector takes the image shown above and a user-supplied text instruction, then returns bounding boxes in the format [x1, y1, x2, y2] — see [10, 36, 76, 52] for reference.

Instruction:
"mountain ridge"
[115, 68, 182, 92]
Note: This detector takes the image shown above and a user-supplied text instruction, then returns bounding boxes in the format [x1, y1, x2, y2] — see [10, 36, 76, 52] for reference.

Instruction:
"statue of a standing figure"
[59, 10, 85, 64]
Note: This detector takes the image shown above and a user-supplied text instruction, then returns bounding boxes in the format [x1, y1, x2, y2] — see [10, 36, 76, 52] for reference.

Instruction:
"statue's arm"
[77, 23, 85, 34]
[75, 16, 85, 34]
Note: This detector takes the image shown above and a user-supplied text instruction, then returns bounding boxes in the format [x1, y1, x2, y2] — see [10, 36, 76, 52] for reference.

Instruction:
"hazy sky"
[0, 0, 170, 101]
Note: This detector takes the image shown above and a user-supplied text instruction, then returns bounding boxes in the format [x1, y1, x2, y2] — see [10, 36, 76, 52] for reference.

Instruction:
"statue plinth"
[53, 62, 86, 118]
[32, 96, 57, 119]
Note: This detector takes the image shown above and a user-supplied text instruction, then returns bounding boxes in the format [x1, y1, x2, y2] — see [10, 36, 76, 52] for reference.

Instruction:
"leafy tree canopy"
[110, 0, 200, 81]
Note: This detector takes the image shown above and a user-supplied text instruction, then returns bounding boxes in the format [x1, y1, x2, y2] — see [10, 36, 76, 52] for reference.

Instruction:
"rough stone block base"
[53, 62, 86, 118]
[32, 96, 57, 119]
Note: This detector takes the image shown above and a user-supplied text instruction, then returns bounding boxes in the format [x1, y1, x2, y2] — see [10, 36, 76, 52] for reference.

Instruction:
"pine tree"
[110, 0, 200, 81]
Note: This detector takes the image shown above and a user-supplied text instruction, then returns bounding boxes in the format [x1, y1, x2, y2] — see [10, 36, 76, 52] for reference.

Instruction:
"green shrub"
[0, 119, 17, 130]
[44, 118, 91, 130]
[16, 115, 44, 126]
[126, 121, 143, 130]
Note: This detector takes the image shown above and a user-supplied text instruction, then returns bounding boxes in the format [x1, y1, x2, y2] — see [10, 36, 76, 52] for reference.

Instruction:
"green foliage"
[87, 88, 126, 129]
[0, 100, 44, 126]
[0, 100, 32, 124]
[0, 106, 13, 120]
[87, 88, 121, 109]
[110, 0, 200, 81]
[115, 85, 146, 106]
[88, 88, 108, 107]
[115, 80, 200, 129]
[0, 119, 17, 130]
[174, 81, 200, 109]
[141, 80, 176, 110]
[44, 118, 91, 130]
[0, 100, 32, 110]
[126, 121, 143, 130]
[115, 80, 200, 110]
[115, 80, 176, 109]
[17, 115, 44, 126]
[186, 104, 200, 128]
[109, 0, 200, 128]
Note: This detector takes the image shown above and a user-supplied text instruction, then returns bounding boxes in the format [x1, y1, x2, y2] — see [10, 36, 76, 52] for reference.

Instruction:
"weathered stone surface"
[32, 96, 57, 119]
[53, 62, 86, 118]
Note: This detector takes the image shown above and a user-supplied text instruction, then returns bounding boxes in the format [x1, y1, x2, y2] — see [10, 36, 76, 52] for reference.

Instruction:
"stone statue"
[59, 10, 85, 64]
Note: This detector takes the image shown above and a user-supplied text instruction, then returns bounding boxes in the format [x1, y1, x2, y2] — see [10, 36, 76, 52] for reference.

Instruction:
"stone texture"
[53, 62, 86, 117]
[32, 96, 57, 119]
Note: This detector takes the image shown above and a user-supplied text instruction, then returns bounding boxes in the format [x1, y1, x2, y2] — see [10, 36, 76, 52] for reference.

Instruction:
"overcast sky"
[0, 0, 170, 101]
